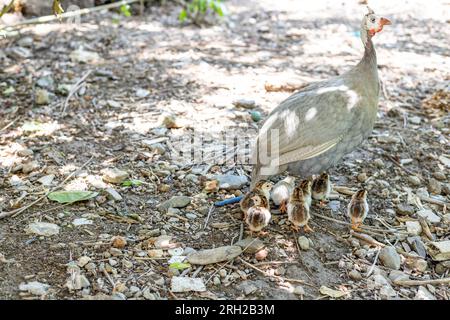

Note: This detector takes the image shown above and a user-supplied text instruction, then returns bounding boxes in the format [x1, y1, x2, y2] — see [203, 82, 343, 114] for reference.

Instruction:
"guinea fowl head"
[360, 6, 391, 43]
[255, 180, 274, 193]
[251, 194, 263, 206]
[353, 189, 368, 200]
[291, 186, 304, 201]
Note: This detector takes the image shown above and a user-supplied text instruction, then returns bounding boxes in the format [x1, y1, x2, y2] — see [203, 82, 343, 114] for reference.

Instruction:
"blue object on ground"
[214, 196, 243, 207]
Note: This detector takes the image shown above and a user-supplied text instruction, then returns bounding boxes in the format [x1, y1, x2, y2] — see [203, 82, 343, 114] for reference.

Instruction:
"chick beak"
[380, 17, 392, 26]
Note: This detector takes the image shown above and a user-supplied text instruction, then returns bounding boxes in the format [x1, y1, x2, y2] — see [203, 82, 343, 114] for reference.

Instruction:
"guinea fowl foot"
[318, 200, 328, 208]
[303, 224, 314, 233]
[257, 230, 269, 237]
[350, 219, 362, 232]
[279, 201, 287, 214]
[351, 223, 362, 232]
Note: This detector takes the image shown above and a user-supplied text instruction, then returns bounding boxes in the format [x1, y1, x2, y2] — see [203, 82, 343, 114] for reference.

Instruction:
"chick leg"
[257, 230, 269, 237]
[350, 218, 362, 232]
[291, 225, 300, 233]
[279, 200, 287, 214]
[303, 224, 314, 233]
[318, 199, 328, 208]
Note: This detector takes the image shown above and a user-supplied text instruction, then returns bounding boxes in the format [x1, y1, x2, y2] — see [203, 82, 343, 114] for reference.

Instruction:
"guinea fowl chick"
[287, 185, 313, 233]
[270, 176, 295, 213]
[244, 194, 271, 237]
[299, 179, 312, 207]
[312, 172, 331, 206]
[240, 180, 273, 214]
[347, 189, 369, 231]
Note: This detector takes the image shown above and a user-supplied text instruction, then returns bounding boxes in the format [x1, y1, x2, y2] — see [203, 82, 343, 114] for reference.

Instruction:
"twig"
[0, 156, 94, 220]
[60, 70, 92, 116]
[0, 0, 144, 31]
[417, 194, 449, 208]
[102, 268, 116, 288]
[203, 204, 214, 230]
[0, 116, 20, 132]
[192, 266, 203, 278]
[237, 257, 315, 287]
[393, 278, 450, 287]
[365, 246, 381, 278]
[311, 212, 408, 235]
[168, 291, 179, 300]
[332, 186, 356, 196]
[418, 217, 434, 241]
[254, 261, 301, 266]
[350, 231, 386, 247]
[238, 223, 244, 242]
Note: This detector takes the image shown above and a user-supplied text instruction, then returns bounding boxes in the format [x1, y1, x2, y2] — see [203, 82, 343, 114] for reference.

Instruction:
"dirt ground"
[0, 0, 449, 300]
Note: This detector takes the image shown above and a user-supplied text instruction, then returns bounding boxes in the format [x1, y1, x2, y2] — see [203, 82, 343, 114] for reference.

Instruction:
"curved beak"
[380, 17, 392, 26]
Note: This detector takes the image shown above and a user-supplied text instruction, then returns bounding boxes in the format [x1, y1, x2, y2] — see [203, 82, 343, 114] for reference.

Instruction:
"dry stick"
[60, 70, 93, 116]
[332, 186, 356, 196]
[0, 0, 144, 31]
[254, 261, 301, 266]
[102, 267, 116, 289]
[350, 231, 386, 247]
[0, 156, 94, 220]
[394, 278, 450, 287]
[311, 212, 408, 236]
[365, 246, 381, 278]
[417, 194, 449, 208]
[238, 223, 244, 242]
[203, 205, 215, 230]
[0, 116, 20, 132]
[192, 266, 203, 278]
[237, 257, 314, 287]
[418, 217, 434, 241]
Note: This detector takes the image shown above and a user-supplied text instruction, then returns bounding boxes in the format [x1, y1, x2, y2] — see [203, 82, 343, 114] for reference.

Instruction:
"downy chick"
[287, 185, 313, 233]
[240, 180, 273, 214]
[299, 179, 312, 208]
[312, 172, 331, 206]
[244, 194, 271, 237]
[347, 189, 369, 231]
[270, 176, 295, 213]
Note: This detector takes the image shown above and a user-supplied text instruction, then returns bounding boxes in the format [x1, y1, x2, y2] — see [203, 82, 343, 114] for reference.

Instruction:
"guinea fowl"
[250, 7, 391, 187]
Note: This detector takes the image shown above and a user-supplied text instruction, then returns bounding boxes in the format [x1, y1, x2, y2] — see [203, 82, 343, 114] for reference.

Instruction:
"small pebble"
[298, 236, 310, 251]
[374, 159, 384, 168]
[349, 270, 363, 281]
[408, 175, 421, 187]
[111, 236, 127, 249]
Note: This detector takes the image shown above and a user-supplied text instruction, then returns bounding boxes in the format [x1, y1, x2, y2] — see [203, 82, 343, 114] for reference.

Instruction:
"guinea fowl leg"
[350, 218, 362, 232]
[279, 200, 287, 214]
[257, 230, 269, 237]
[318, 200, 328, 208]
[303, 224, 314, 233]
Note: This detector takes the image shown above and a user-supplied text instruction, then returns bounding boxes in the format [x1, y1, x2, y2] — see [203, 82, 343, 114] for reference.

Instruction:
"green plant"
[179, 0, 225, 25]
[119, 3, 132, 17]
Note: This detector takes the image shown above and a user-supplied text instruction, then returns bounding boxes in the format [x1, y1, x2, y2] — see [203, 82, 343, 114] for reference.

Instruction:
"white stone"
[26, 222, 60, 236]
[171, 277, 206, 293]
[405, 221, 422, 236]
[19, 281, 50, 296]
[72, 218, 93, 226]
[417, 209, 441, 224]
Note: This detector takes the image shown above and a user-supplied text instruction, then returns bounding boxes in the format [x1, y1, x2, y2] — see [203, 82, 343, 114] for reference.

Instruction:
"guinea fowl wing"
[254, 79, 364, 168]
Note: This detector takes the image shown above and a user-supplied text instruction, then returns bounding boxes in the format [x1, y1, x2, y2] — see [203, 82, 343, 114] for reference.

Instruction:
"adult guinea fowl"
[250, 7, 391, 188]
